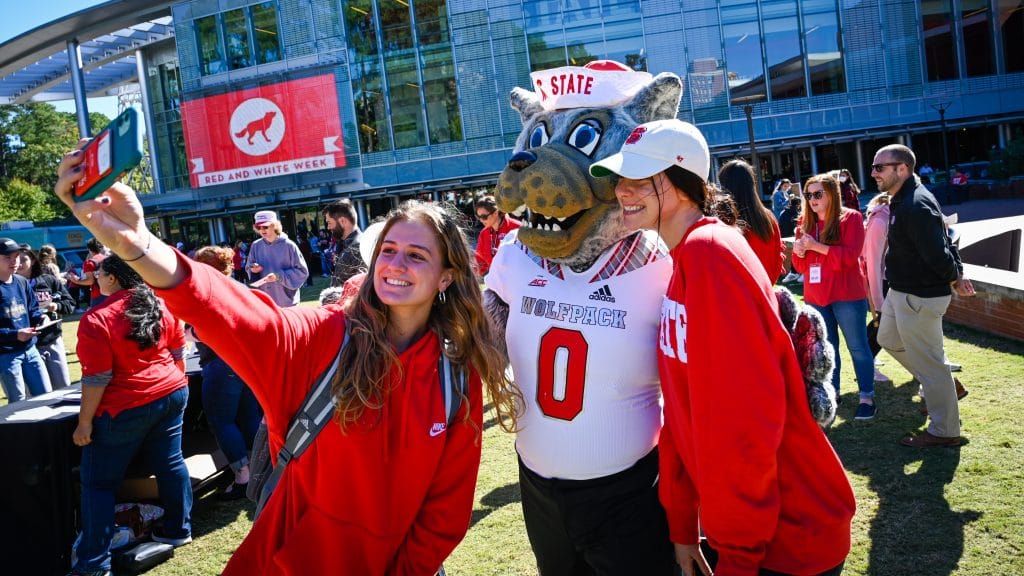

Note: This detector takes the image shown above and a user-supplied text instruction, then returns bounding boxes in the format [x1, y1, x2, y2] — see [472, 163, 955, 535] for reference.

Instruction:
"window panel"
[420, 46, 462, 143]
[802, 0, 846, 95]
[386, 52, 426, 148]
[195, 15, 225, 75]
[722, 4, 767, 106]
[352, 58, 392, 152]
[252, 2, 281, 64]
[685, 23, 726, 110]
[528, 31, 567, 71]
[922, 0, 959, 80]
[999, 0, 1024, 73]
[962, 0, 994, 76]
[223, 8, 252, 70]
[343, 0, 380, 58]
[415, 0, 450, 46]
[380, 0, 414, 52]
[763, 1, 805, 100]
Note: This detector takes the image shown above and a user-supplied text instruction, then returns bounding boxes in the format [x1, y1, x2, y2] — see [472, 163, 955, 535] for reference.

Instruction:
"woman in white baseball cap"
[590, 119, 855, 576]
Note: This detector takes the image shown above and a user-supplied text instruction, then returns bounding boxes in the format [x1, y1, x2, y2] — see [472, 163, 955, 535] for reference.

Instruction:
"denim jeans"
[39, 336, 72, 390]
[202, 358, 262, 472]
[0, 345, 52, 403]
[74, 386, 193, 572]
[810, 299, 875, 399]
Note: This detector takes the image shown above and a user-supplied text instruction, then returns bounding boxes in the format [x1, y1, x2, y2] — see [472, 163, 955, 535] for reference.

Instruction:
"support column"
[135, 49, 164, 195]
[810, 144, 818, 175]
[854, 140, 866, 193]
[66, 40, 91, 137]
[998, 124, 1007, 149]
[355, 199, 368, 229]
[208, 219, 218, 245]
[217, 218, 229, 243]
[904, 133, 912, 148]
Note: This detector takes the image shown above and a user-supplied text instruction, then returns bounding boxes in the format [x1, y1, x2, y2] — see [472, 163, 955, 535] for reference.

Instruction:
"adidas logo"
[589, 285, 615, 303]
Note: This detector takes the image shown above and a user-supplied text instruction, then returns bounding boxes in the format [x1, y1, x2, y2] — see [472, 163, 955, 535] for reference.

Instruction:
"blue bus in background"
[0, 222, 92, 274]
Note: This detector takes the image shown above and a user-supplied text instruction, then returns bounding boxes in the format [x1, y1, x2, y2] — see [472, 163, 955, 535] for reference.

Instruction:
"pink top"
[861, 204, 889, 313]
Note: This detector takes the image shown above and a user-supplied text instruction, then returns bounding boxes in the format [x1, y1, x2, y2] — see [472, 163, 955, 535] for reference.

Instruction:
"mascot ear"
[624, 72, 683, 124]
[510, 87, 544, 123]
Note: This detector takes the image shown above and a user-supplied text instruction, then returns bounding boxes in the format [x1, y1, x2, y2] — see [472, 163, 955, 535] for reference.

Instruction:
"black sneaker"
[854, 402, 877, 420]
[151, 527, 192, 547]
[217, 481, 249, 501]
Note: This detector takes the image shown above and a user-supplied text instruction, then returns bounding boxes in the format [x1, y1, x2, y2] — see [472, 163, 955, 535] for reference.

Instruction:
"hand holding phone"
[73, 108, 144, 202]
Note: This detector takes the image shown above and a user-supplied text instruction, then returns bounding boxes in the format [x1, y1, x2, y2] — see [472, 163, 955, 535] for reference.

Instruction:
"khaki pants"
[877, 289, 959, 437]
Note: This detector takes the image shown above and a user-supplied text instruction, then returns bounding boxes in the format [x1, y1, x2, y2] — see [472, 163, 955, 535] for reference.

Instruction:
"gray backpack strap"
[437, 350, 466, 427]
[255, 328, 350, 517]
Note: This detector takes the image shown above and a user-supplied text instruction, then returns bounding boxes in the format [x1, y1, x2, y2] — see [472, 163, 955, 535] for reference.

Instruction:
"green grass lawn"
[8, 277, 1023, 575]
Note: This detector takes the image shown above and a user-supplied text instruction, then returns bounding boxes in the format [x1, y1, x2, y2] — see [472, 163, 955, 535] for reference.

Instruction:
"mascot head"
[496, 60, 682, 265]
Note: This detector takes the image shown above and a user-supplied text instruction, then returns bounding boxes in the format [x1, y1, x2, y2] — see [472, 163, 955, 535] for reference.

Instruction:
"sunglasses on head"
[476, 211, 494, 220]
[803, 189, 825, 201]
[870, 162, 901, 173]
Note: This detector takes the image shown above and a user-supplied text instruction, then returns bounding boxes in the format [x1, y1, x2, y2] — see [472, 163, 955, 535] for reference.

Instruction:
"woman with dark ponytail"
[70, 254, 192, 575]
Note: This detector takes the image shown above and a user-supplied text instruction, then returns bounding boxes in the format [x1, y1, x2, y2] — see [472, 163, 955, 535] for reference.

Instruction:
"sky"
[0, 1, 123, 120]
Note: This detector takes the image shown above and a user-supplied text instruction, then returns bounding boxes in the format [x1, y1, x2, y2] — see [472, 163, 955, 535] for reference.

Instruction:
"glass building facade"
[136, 0, 1024, 239]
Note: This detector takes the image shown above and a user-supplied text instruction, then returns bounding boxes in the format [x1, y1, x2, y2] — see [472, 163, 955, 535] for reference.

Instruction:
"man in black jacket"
[322, 199, 366, 288]
[871, 144, 975, 448]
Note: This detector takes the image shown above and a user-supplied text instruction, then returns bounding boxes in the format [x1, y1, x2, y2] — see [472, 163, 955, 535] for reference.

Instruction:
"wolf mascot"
[484, 61, 836, 575]
[483, 61, 681, 574]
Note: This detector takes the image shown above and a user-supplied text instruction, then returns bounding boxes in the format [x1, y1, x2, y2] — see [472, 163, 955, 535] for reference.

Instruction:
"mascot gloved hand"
[482, 61, 682, 575]
[775, 286, 838, 428]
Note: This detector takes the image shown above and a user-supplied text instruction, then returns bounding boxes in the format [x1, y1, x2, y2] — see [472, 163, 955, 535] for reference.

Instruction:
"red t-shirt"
[474, 216, 521, 276]
[657, 217, 855, 575]
[791, 209, 868, 306]
[77, 289, 187, 418]
[743, 217, 785, 282]
[82, 253, 107, 301]
[156, 253, 483, 574]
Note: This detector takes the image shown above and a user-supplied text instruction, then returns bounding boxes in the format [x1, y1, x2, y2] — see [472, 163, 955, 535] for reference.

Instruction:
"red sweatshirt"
[791, 209, 867, 307]
[474, 216, 520, 276]
[743, 217, 786, 282]
[657, 218, 855, 576]
[156, 253, 484, 575]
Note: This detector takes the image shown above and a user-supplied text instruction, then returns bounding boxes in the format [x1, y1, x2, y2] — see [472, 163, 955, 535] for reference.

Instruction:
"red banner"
[181, 75, 346, 188]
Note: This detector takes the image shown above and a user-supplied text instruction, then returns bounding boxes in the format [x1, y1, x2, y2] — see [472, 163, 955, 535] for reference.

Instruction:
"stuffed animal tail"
[775, 286, 837, 428]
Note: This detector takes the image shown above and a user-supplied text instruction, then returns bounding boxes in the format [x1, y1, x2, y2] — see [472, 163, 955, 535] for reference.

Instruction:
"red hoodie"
[474, 215, 521, 276]
[657, 218, 855, 576]
[743, 217, 786, 282]
[156, 253, 483, 575]
[791, 209, 867, 307]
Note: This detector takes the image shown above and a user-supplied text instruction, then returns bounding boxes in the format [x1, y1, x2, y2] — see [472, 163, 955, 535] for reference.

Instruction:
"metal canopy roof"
[0, 0, 176, 105]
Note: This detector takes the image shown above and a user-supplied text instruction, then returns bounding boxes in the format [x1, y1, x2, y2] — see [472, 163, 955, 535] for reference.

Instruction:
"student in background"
[718, 159, 786, 282]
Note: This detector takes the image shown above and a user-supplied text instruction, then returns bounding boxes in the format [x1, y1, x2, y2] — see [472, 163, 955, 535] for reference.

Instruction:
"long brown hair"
[331, 200, 521, 434]
[718, 159, 774, 241]
[800, 173, 842, 245]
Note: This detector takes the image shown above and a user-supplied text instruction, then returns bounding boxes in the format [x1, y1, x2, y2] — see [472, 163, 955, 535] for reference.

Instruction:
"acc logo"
[625, 125, 646, 145]
[528, 277, 549, 287]
[230, 98, 286, 157]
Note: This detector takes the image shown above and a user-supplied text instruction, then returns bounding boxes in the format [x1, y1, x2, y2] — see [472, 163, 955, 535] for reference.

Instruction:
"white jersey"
[486, 229, 672, 480]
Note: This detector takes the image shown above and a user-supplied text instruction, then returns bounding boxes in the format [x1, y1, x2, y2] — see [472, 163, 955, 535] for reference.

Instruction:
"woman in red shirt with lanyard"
[792, 174, 877, 420]
[473, 195, 520, 277]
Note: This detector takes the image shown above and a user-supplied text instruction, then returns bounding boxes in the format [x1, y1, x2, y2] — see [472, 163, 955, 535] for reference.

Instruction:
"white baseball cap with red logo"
[530, 60, 653, 111]
[589, 119, 710, 182]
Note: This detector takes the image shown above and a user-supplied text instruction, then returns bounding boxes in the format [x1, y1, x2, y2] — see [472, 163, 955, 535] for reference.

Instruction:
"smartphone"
[72, 108, 143, 202]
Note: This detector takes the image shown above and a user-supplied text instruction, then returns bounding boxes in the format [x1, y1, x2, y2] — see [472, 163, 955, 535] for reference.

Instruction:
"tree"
[0, 178, 59, 222]
[0, 103, 110, 217]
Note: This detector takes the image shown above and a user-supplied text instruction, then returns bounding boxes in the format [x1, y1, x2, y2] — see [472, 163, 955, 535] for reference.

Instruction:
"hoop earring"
[437, 290, 447, 304]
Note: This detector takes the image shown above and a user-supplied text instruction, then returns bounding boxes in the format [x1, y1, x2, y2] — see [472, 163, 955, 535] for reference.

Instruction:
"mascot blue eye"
[568, 121, 602, 156]
[529, 124, 549, 148]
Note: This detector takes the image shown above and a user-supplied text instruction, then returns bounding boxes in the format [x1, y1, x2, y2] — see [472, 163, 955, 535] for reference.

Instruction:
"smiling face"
[614, 173, 683, 231]
[372, 219, 453, 318]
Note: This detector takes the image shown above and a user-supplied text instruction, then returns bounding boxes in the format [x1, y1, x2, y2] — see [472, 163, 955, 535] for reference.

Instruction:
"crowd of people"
[0, 104, 977, 575]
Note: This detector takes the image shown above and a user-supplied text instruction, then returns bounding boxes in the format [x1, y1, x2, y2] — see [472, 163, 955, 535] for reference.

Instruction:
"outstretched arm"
[54, 142, 185, 290]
